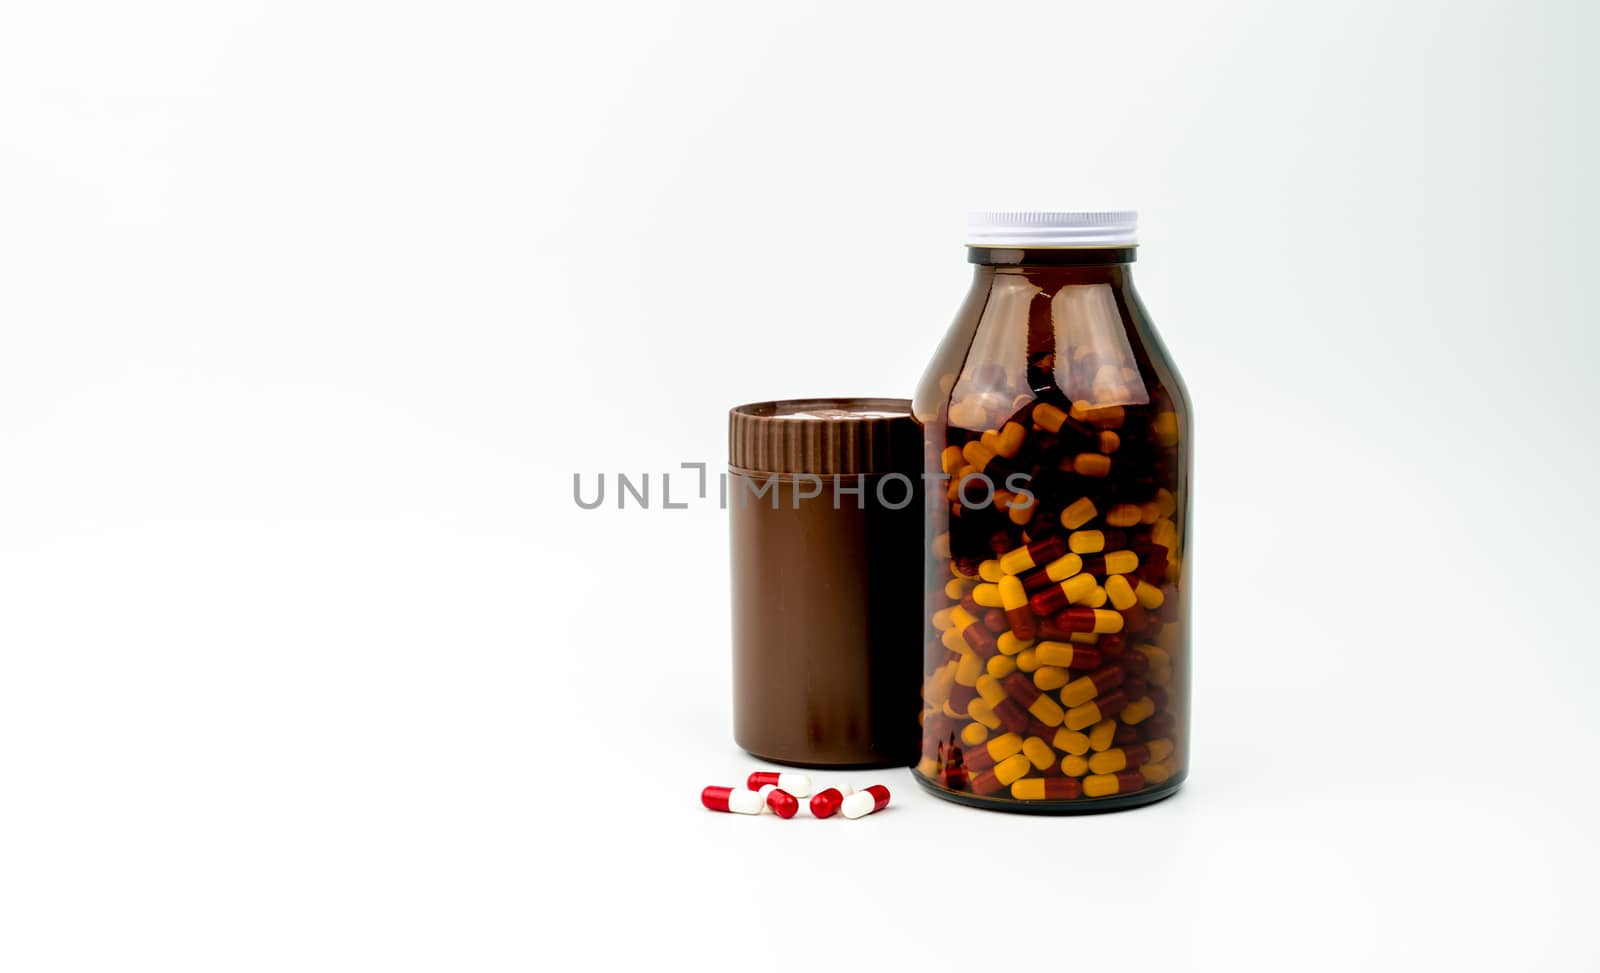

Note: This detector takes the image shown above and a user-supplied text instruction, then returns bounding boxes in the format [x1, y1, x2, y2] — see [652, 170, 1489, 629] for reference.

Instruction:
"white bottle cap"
[966, 210, 1138, 248]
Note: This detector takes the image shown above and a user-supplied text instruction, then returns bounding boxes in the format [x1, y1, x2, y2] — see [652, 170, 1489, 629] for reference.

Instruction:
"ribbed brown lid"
[729, 398, 919, 476]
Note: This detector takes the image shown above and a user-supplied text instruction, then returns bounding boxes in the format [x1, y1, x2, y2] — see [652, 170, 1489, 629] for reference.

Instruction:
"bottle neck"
[966, 246, 1136, 287]
[967, 246, 1136, 266]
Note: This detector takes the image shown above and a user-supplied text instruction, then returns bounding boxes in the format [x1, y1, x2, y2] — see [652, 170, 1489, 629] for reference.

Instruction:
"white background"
[3, 1, 1598, 969]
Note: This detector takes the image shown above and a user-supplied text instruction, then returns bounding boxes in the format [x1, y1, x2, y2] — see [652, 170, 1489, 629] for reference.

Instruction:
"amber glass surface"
[912, 246, 1192, 813]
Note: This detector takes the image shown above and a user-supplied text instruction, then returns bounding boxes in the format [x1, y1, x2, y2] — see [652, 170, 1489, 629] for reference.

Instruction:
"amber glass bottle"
[913, 212, 1192, 813]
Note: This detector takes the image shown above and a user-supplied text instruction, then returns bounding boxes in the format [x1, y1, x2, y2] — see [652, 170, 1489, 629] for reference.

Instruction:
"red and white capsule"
[808, 784, 854, 819]
[763, 787, 800, 818]
[840, 784, 892, 819]
[747, 771, 812, 797]
[701, 786, 764, 814]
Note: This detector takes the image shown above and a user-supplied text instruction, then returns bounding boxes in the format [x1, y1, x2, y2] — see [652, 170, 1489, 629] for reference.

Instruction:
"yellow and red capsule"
[1052, 607, 1125, 635]
[997, 575, 1036, 641]
[998, 535, 1068, 576]
[1028, 573, 1098, 615]
[1011, 777, 1083, 800]
[1104, 574, 1138, 611]
[1068, 529, 1126, 554]
[1083, 769, 1146, 798]
[1088, 738, 1174, 775]
[1065, 689, 1130, 731]
[948, 605, 999, 659]
[1060, 665, 1125, 707]
[1003, 672, 1065, 727]
[960, 731, 1023, 772]
[1120, 696, 1158, 724]
[1033, 641, 1101, 670]
[1083, 550, 1140, 576]
[1019, 553, 1085, 593]
[971, 753, 1032, 795]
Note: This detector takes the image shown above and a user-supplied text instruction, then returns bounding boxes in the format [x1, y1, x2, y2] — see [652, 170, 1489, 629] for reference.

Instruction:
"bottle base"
[737, 742, 915, 771]
[914, 771, 1186, 814]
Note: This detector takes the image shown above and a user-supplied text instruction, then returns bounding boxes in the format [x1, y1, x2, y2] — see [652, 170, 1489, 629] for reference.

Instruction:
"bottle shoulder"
[915, 271, 1185, 431]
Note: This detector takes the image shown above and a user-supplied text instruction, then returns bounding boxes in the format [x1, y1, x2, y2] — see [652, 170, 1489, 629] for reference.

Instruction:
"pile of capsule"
[702, 772, 891, 820]
[919, 392, 1187, 805]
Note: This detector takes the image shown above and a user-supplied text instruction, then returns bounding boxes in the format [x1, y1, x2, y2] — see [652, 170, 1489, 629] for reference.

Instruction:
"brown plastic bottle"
[912, 212, 1192, 812]
[728, 399, 924, 767]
